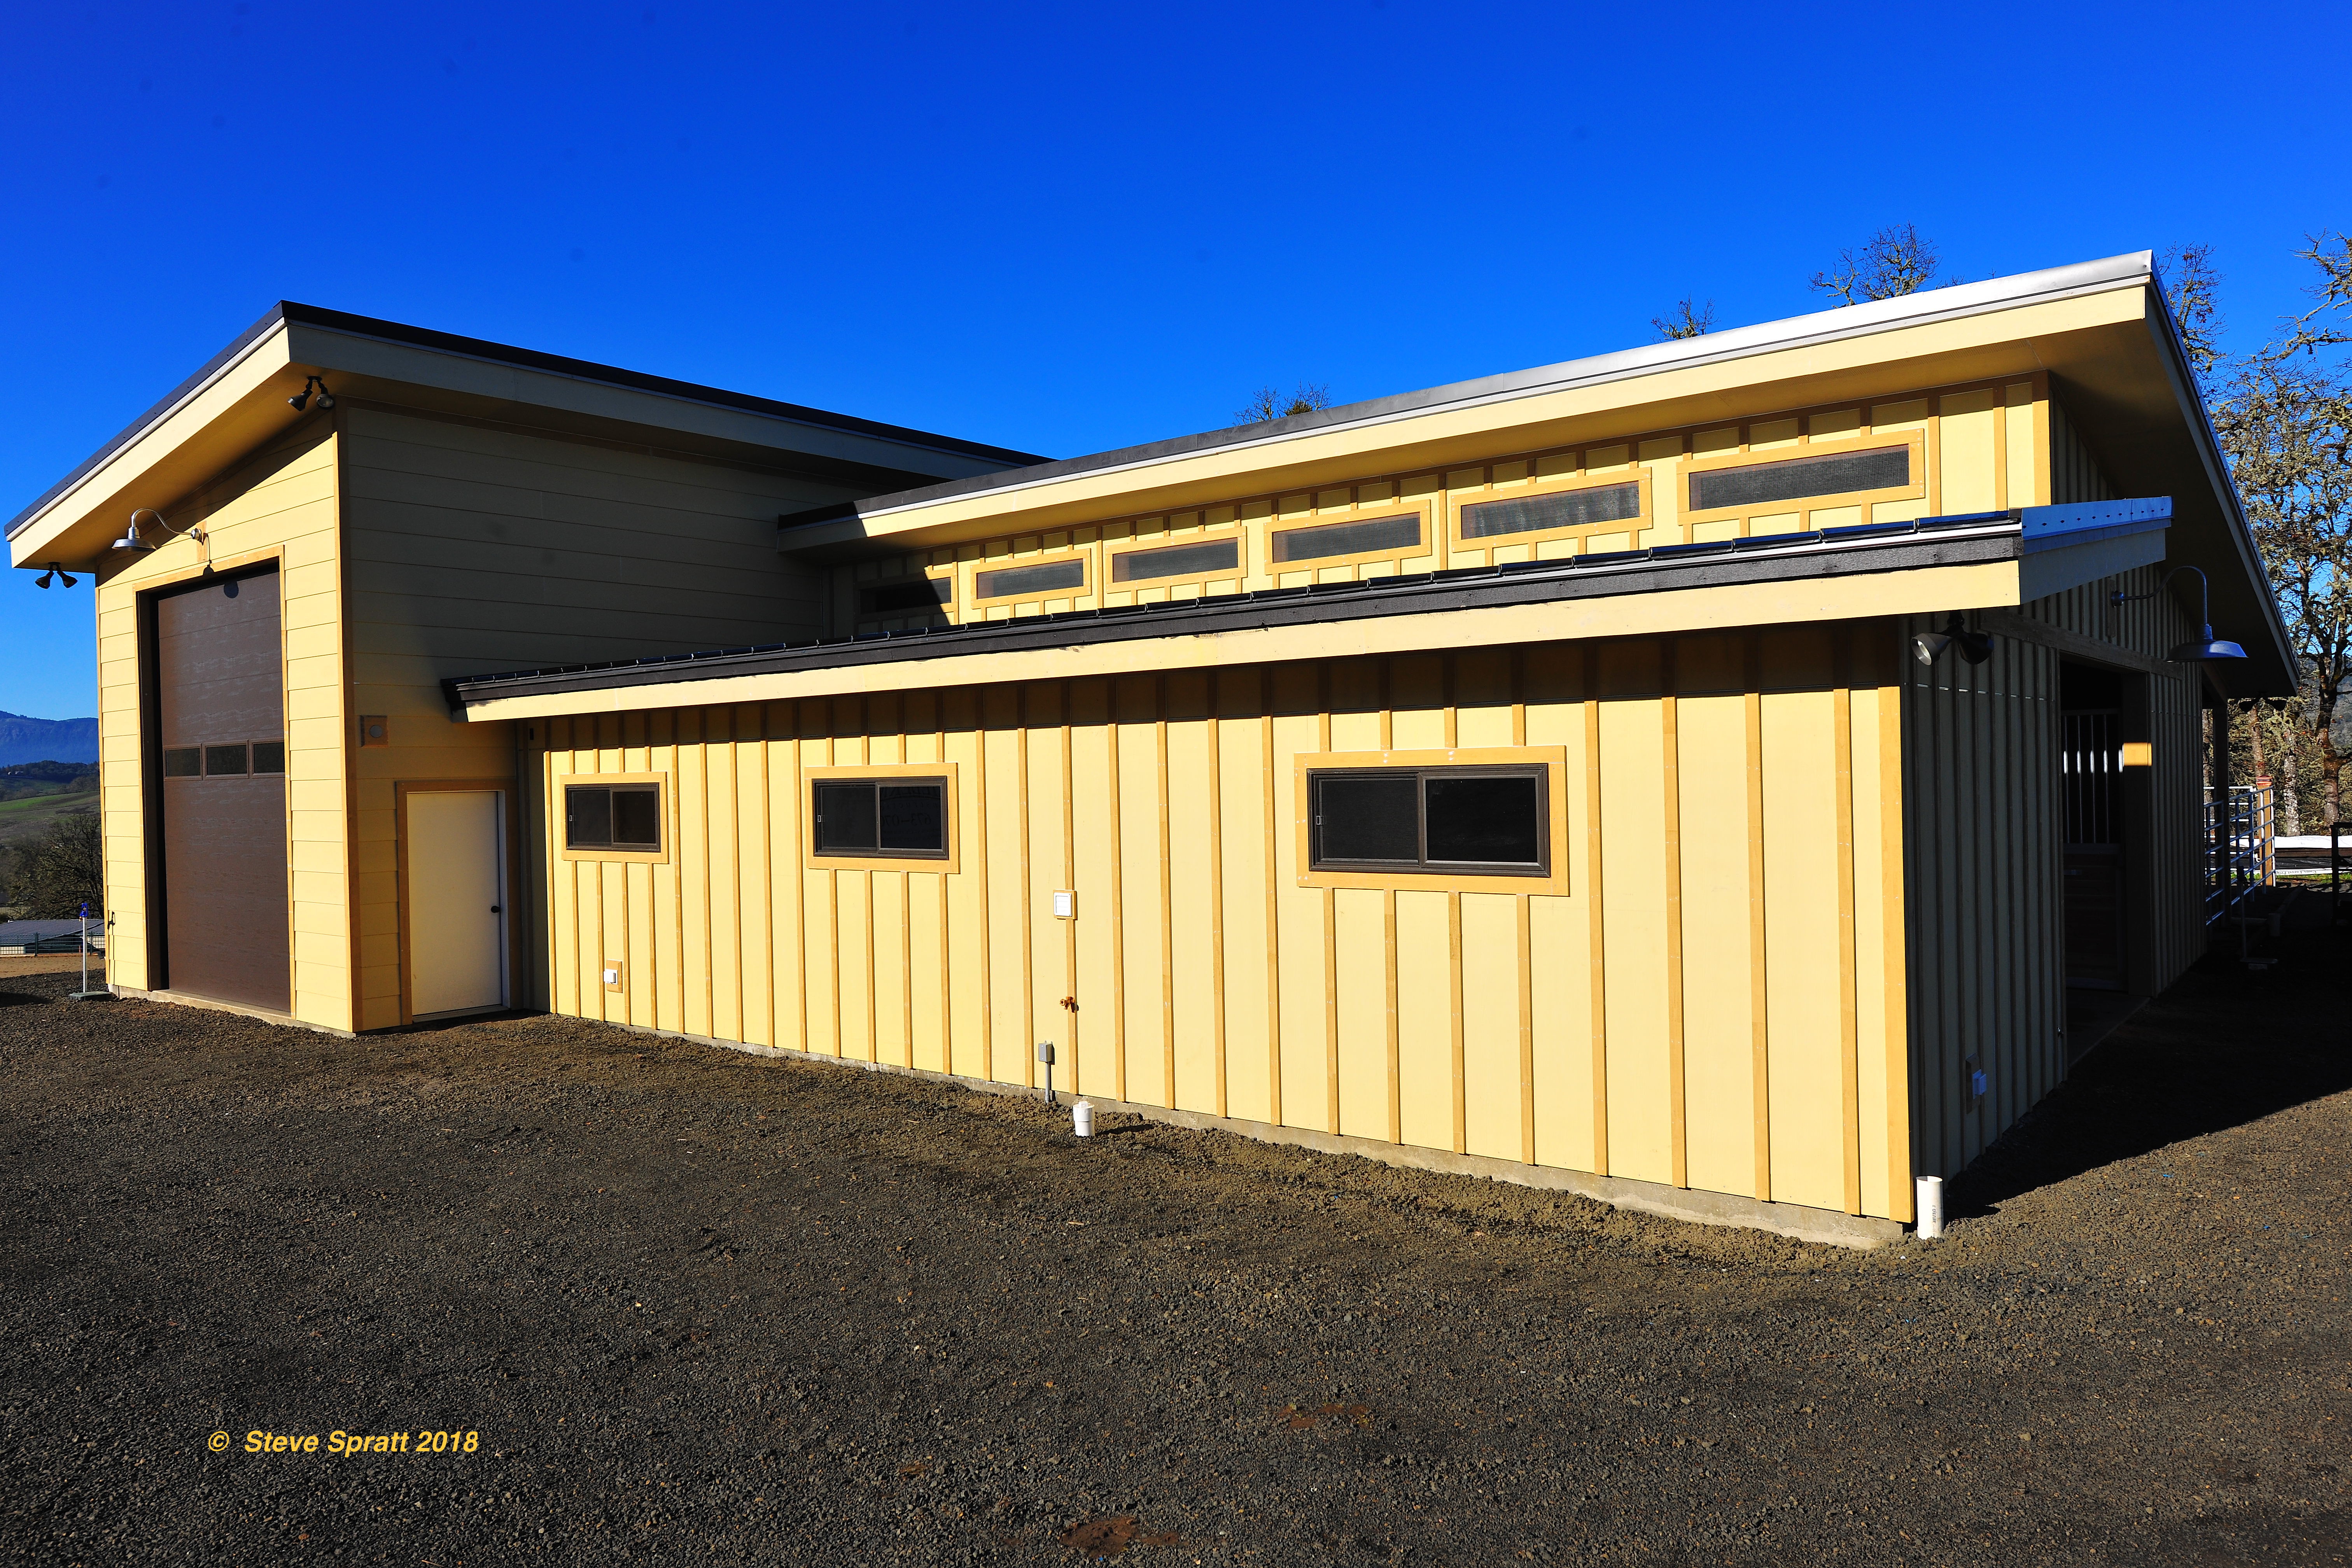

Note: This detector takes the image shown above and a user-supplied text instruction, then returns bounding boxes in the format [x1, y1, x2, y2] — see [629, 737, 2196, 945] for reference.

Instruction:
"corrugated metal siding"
[2049, 400, 2119, 504]
[1900, 622, 2063, 1178]
[535, 630, 1912, 1221]
[1903, 560, 2210, 1180]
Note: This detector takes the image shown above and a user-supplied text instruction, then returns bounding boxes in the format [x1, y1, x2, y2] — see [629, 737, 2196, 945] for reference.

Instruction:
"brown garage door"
[155, 569, 289, 1012]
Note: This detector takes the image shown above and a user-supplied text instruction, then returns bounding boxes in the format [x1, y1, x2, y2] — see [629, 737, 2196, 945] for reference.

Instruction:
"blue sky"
[2, 0, 2345, 720]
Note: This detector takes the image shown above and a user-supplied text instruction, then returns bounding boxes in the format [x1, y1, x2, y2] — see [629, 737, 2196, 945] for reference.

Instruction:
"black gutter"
[11, 302, 1052, 541]
[448, 512, 2022, 710]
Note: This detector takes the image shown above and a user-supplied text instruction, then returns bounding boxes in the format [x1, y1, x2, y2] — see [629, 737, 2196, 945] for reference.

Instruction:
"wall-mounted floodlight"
[2111, 567, 2247, 663]
[287, 375, 335, 413]
[33, 562, 77, 589]
[1912, 611, 1991, 667]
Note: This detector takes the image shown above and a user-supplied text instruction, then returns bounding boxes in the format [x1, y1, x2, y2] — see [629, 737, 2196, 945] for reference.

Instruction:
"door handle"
[490, 905, 502, 914]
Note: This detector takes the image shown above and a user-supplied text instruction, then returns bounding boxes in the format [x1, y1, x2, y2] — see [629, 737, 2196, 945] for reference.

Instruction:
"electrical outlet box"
[603, 962, 624, 992]
[1053, 889, 1075, 919]
[360, 715, 388, 748]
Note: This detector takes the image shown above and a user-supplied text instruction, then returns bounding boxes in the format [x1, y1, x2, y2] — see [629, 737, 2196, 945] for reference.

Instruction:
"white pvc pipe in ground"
[1073, 1100, 1094, 1137]
[1915, 1175, 1945, 1240]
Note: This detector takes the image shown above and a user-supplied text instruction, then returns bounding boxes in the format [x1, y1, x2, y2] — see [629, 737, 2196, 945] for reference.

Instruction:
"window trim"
[557, 771, 672, 865]
[968, 550, 1092, 607]
[1292, 747, 1570, 894]
[1447, 469, 1652, 555]
[1678, 427, 1927, 532]
[1102, 527, 1248, 593]
[856, 570, 954, 620]
[800, 762, 962, 873]
[1266, 502, 1433, 576]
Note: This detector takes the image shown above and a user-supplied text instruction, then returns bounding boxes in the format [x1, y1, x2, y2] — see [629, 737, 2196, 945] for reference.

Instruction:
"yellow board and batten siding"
[845, 378, 2046, 637]
[94, 423, 354, 1029]
[542, 630, 1913, 1222]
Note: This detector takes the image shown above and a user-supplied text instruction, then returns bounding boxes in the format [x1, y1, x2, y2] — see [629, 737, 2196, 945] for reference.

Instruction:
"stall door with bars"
[2062, 704, 2126, 989]
[155, 569, 289, 1011]
[406, 791, 507, 1017]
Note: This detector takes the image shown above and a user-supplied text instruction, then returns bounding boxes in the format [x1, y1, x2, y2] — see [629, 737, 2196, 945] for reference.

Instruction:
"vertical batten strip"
[1206, 673, 1228, 1119]
[1512, 649, 1534, 1167]
[1444, 654, 1465, 1155]
[1582, 644, 1610, 1176]
[1318, 669, 1339, 1136]
[1060, 682, 1078, 1092]
[1016, 685, 1034, 1087]
[786, 702, 809, 1055]
[1745, 633, 1771, 1202]
[1155, 676, 1176, 1109]
[971, 689, 995, 1082]
[1880, 676, 1913, 1220]
[1834, 635, 1864, 1216]
[1380, 658, 1400, 1144]
[1260, 670, 1283, 1129]
[935, 697, 951, 1076]
[1661, 639, 1687, 1189]
[1106, 683, 1128, 1105]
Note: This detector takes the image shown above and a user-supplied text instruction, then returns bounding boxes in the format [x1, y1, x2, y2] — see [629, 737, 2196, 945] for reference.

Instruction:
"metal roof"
[447, 502, 2166, 710]
[9, 302, 1051, 542]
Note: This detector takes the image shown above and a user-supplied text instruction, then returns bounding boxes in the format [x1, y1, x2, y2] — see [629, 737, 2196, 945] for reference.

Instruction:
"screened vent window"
[163, 747, 201, 778]
[1270, 512, 1421, 564]
[1112, 537, 1240, 583]
[1309, 767, 1547, 876]
[973, 559, 1085, 600]
[859, 578, 951, 616]
[1689, 445, 1910, 512]
[1460, 481, 1641, 540]
[205, 744, 248, 777]
[566, 783, 662, 850]
[813, 777, 948, 859]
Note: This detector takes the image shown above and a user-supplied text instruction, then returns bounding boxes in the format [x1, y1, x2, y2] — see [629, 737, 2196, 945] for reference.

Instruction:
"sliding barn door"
[155, 569, 290, 1011]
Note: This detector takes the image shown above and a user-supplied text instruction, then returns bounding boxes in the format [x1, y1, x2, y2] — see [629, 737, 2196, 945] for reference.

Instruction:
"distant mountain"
[0, 714, 98, 769]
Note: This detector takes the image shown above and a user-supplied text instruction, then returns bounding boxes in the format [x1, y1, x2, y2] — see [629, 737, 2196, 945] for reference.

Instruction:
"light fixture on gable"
[33, 562, 76, 589]
[2111, 567, 2247, 663]
[287, 374, 336, 413]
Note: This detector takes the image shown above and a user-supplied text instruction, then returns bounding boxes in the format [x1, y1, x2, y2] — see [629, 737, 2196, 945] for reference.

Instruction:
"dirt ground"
[2, 928, 2348, 1567]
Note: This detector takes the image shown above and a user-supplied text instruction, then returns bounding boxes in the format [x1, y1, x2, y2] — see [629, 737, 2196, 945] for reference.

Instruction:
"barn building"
[10, 254, 2291, 1242]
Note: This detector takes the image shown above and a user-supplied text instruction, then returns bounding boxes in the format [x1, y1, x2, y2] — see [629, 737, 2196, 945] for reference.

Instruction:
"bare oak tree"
[1810, 224, 1947, 305]
[1234, 384, 1332, 425]
[2200, 238, 2352, 827]
[1651, 298, 1716, 340]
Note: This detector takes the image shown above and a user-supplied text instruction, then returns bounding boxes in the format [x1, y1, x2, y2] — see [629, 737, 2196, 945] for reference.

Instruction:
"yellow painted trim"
[1104, 526, 1248, 591]
[457, 559, 2026, 722]
[1877, 679, 1913, 1222]
[970, 549, 1091, 606]
[798, 761, 962, 875]
[556, 770, 673, 865]
[1266, 501, 1434, 575]
[1290, 746, 1572, 895]
[1678, 428, 1927, 534]
[1448, 469, 1652, 555]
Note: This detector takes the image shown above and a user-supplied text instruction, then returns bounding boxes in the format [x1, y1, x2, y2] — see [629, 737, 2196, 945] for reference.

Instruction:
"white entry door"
[408, 790, 506, 1017]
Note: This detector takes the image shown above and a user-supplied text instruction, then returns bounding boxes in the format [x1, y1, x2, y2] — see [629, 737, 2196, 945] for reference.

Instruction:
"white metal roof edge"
[818, 252, 2161, 530]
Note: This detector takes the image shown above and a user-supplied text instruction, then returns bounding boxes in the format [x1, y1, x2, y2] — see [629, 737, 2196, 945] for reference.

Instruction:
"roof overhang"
[9, 303, 1047, 574]
[773, 252, 2292, 694]
[447, 502, 2186, 721]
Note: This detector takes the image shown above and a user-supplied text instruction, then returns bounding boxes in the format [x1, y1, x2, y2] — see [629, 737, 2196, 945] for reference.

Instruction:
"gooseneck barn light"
[111, 507, 212, 571]
[2111, 567, 2248, 663]
[287, 375, 335, 413]
[1911, 611, 1992, 667]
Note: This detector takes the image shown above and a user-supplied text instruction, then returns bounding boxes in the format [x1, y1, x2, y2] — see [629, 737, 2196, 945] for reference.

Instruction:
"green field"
[0, 789, 97, 848]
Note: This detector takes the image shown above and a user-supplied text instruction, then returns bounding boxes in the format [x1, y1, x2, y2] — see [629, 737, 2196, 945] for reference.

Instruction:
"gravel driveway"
[3, 923, 2348, 1566]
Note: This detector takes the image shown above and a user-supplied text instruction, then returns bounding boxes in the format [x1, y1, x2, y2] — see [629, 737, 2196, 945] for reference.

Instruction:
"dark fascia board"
[9, 301, 1051, 542]
[776, 254, 2174, 545]
[450, 512, 2040, 709]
